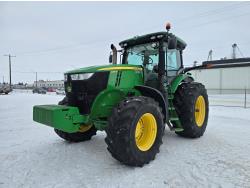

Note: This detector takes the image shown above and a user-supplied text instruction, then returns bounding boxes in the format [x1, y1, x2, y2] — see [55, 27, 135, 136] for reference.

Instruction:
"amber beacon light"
[166, 22, 171, 31]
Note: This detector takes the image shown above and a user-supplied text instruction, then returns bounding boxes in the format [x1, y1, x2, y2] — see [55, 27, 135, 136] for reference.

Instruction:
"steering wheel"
[141, 55, 153, 65]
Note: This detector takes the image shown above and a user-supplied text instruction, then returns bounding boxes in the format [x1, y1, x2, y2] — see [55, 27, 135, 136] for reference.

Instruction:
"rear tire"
[105, 96, 164, 167]
[173, 82, 209, 138]
[54, 97, 97, 142]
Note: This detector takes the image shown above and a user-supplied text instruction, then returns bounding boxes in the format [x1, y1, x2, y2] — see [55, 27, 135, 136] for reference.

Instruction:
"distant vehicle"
[56, 88, 65, 95]
[47, 88, 56, 92]
[0, 84, 12, 94]
[32, 88, 46, 94]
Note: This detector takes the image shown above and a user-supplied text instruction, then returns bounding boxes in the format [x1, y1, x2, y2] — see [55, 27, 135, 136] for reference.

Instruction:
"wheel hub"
[135, 113, 157, 151]
[79, 125, 92, 132]
[195, 95, 206, 127]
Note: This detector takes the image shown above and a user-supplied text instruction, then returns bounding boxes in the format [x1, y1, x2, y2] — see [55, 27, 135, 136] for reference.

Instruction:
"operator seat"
[145, 64, 180, 88]
[145, 64, 159, 89]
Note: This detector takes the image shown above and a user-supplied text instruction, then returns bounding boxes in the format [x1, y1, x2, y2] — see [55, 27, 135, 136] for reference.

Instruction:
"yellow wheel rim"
[195, 95, 206, 127]
[79, 125, 92, 132]
[135, 113, 157, 151]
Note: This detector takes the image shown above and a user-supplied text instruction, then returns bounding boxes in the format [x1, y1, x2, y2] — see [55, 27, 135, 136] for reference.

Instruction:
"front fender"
[135, 85, 167, 122]
[90, 89, 126, 119]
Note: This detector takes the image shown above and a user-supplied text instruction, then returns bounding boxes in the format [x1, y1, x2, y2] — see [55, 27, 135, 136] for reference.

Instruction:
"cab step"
[168, 96, 174, 100]
[170, 117, 179, 121]
[174, 127, 184, 132]
[168, 107, 175, 110]
[166, 121, 184, 132]
[166, 124, 184, 132]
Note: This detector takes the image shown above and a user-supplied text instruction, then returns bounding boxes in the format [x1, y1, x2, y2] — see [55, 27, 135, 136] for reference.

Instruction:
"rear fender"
[170, 74, 194, 93]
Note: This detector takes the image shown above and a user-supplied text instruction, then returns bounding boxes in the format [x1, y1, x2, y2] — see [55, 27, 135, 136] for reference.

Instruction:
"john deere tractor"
[33, 25, 209, 166]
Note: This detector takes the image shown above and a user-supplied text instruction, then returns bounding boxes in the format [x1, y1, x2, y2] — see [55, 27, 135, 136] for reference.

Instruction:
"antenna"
[231, 43, 244, 59]
[193, 61, 198, 67]
[207, 50, 213, 61]
[232, 43, 237, 59]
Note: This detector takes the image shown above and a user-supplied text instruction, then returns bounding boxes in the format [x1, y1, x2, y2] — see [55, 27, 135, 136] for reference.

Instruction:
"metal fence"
[8, 89, 250, 109]
[208, 89, 250, 108]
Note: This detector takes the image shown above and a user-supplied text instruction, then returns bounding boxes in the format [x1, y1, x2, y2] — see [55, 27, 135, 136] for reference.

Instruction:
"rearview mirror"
[168, 36, 177, 49]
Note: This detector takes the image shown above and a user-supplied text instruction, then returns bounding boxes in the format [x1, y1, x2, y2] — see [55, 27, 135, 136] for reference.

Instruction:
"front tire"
[54, 97, 97, 142]
[105, 96, 164, 167]
[173, 82, 209, 138]
[54, 126, 97, 142]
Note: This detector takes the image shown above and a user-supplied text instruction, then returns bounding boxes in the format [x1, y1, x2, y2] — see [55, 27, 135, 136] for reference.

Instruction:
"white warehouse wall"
[190, 66, 250, 94]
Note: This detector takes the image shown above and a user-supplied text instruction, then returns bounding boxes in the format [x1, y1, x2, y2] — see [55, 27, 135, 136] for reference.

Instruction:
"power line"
[3, 2, 250, 64]
[14, 3, 250, 57]
[239, 41, 250, 46]
[176, 11, 250, 30]
[136, 2, 248, 33]
[13, 71, 63, 74]
[178, 2, 247, 21]
[15, 34, 118, 56]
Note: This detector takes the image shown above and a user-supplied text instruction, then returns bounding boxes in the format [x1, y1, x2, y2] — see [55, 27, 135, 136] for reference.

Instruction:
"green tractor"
[33, 25, 209, 166]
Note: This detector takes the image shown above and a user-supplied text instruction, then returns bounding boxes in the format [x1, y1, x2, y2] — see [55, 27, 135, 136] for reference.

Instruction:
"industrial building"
[191, 58, 250, 94]
[34, 80, 64, 89]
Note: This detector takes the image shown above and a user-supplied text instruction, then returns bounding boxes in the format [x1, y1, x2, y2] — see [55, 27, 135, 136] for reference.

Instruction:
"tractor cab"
[110, 28, 187, 89]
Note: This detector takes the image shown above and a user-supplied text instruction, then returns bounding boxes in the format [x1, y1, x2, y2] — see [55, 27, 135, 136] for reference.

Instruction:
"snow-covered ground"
[0, 92, 250, 188]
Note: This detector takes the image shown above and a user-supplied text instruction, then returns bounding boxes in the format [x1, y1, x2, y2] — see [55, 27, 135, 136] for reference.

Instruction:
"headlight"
[70, 73, 93, 80]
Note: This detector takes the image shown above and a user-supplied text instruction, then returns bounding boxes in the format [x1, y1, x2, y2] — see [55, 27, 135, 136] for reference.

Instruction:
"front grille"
[65, 72, 109, 114]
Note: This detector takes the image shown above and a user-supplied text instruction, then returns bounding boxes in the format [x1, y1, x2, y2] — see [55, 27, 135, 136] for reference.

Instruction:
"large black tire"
[173, 82, 209, 138]
[54, 97, 97, 142]
[105, 96, 164, 167]
[58, 97, 68, 105]
[54, 127, 97, 142]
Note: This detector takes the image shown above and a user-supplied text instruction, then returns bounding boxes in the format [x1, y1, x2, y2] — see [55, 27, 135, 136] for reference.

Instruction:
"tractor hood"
[65, 64, 142, 74]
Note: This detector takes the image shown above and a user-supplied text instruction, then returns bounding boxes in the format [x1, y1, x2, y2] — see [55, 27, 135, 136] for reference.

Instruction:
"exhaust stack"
[111, 44, 117, 64]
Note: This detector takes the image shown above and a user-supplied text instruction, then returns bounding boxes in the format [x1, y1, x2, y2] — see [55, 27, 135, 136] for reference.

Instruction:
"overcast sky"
[1, 1, 250, 84]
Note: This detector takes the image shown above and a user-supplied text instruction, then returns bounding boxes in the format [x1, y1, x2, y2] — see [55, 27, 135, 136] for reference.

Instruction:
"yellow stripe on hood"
[99, 67, 142, 71]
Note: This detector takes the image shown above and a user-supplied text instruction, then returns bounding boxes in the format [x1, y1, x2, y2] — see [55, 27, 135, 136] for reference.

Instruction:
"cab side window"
[127, 53, 142, 65]
[166, 49, 181, 71]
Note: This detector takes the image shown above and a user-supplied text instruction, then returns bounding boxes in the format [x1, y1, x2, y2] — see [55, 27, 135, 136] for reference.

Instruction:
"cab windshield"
[124, 43, 181, 71]
[125, 43, 159, 71]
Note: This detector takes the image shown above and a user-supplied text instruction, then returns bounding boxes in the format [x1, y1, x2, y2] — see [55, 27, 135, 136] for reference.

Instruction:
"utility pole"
[4, 54, 16, 89]
[35, 72, 38, 88]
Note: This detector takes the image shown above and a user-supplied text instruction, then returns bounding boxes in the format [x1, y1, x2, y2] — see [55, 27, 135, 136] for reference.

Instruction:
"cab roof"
[119, 31, 187, 50]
